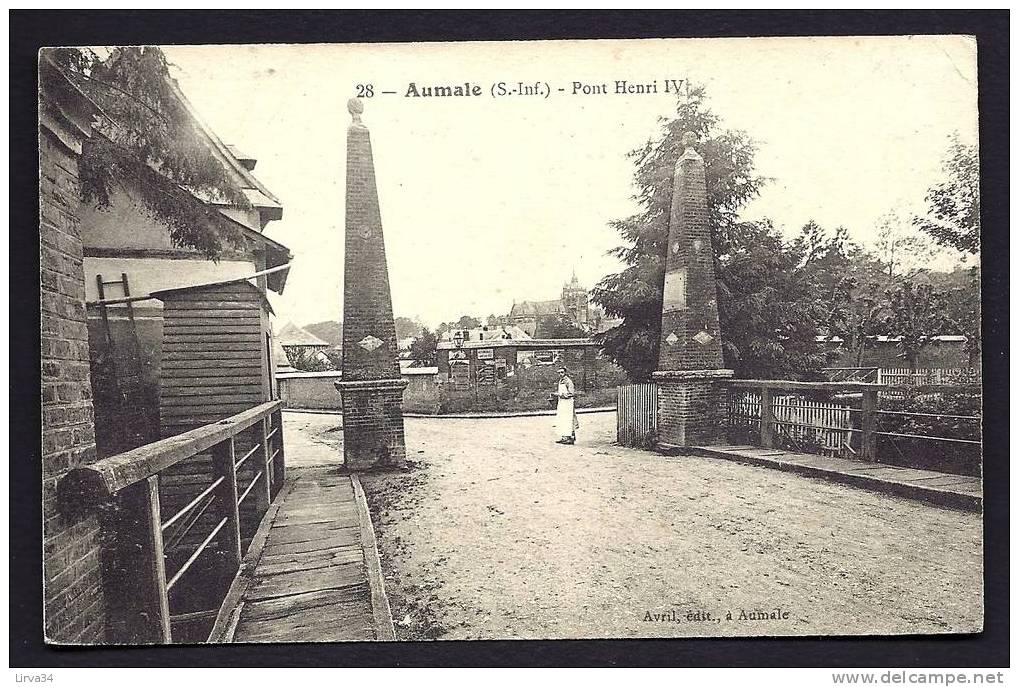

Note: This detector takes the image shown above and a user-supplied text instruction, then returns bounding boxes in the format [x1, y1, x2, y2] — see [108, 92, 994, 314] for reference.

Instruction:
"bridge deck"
[690, 444, 982, 511]
[211, 467, 390, 643]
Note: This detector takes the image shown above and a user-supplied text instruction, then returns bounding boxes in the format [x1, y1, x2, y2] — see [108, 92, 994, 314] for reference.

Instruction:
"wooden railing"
[725, 380, 981, 472]
[58, 400, 286, 644]
[821, 367, 880, 383]
[726, 380, 879, 461]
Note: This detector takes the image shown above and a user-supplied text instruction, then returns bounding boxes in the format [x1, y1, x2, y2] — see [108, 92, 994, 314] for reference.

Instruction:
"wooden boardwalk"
[210, 467, 394, 643]
[690, 444, 982, 511]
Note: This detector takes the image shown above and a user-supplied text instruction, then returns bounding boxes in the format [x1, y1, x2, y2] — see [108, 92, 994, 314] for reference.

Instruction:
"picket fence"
[727, 390, 856, 457]
[616, 383, 658, 448]
[876, 368, 979, 386]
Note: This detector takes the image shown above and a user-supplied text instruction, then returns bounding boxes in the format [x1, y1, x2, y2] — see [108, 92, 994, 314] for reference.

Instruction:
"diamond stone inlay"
[665, 332, 680, 346]
[358, 335, 383, 352]
[693, 330, 714, 346]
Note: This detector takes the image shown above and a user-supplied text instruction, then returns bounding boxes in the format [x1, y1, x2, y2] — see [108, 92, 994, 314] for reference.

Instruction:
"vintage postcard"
[40, 35, 983, 646]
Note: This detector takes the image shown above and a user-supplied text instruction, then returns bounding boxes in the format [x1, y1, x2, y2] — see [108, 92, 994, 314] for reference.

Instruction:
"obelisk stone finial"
[680, 131, 702, 161]
[347, 97, 364, 124]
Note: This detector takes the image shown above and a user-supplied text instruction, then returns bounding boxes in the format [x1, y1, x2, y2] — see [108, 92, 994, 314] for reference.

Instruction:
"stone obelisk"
[334, 98, 407, 469]
[651, 132, 733, 450]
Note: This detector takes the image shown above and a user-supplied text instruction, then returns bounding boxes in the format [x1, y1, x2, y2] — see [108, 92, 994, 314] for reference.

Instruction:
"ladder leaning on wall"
[94, 272, 153, 450]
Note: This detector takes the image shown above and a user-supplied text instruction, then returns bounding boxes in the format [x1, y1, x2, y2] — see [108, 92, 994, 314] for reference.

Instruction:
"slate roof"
[443, 325, 532, 342]
[277, 321, 330, 347]
[509, 300, 566, 318]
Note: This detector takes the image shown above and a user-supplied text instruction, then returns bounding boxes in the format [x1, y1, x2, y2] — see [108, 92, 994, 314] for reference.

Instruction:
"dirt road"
[291, 411, 983, 640]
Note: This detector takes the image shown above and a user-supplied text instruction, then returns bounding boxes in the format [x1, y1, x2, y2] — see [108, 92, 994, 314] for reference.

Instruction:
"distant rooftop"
[277, 321, 330, 347]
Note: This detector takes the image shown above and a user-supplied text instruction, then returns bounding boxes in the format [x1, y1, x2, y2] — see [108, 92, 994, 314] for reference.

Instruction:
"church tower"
[561, 270, 590, 330]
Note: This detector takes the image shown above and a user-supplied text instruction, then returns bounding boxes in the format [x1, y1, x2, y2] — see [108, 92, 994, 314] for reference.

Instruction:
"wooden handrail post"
[99, 475, 171, 643]
[272, 409, 286, 492]
[142, 476, 173, 642]
[253, 420, 272, 514]
[861, 388, 878, 462]
[212, 438, 242, 570]
[760, 387, 775, 448]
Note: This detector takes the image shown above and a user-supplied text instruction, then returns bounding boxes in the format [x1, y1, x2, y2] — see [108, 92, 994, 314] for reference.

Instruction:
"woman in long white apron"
[553, 367, 579, 445]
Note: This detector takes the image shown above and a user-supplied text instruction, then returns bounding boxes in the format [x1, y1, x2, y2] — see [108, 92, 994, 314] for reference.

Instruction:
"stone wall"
[40, 84, 106, 643]
[278, 370, 438, 412]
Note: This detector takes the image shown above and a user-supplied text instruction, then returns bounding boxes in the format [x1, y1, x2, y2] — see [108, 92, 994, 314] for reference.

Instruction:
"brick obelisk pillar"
[334, 98, 407, 469]
[651, 132, 733, 451]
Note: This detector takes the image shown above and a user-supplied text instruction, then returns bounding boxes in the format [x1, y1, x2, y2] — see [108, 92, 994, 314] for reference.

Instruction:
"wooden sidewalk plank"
[265, 522, 360, 546]
[246, 563, 368, 601]
[255, 547, 364, 577]
[241, 589, 369, 623]
[213, 466, 387, 643]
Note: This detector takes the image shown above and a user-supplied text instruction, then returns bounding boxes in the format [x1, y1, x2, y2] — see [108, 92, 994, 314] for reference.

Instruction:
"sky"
[162, 37, 978, 329]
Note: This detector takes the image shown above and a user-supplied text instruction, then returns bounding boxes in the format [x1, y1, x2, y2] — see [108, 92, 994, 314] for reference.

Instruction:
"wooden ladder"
[95, 272, 153, 450]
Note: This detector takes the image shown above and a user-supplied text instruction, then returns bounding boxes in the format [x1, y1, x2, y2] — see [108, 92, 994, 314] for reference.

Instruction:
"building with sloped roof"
[505, 272, 592, 336]
[79, 68, 291, 454]
[276, 322, 332, 371]
[277, 321, 330, 349]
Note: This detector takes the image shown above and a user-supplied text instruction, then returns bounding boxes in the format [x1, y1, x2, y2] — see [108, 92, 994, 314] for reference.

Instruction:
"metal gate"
[616, 382, 658, 447]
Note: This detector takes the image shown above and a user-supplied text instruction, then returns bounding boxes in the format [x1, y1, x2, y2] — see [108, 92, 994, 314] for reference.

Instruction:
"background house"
[276, 321, 332, 370]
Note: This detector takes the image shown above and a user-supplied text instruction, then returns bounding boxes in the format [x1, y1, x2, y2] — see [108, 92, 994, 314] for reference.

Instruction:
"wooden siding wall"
[160, 282, 267, 431]
[157, 282, 271, 600]
[617, 383, 658, 448]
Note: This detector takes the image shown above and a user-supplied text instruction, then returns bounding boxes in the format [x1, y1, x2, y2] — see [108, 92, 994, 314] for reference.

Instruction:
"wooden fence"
[822, 367, 880, 383]
[727, 388, 857, 457]
[57, 400, 285, 644]
[616, 377, 980, 474]
[823, 367, 979, 386]
[617, 383, 658, 447]
[725, 380, 879, 459]
[876, 368, 979, 386]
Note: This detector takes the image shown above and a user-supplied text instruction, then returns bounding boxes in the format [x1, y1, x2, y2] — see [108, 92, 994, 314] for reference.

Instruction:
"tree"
[285, 347, 334, 372]
[873, 210, 938, 279]
[321, 348, 344, 370]
[47, 46, 248, 257]
[394, 316, 424, 340]
[408, 328, 439, 366]
[716, 221, 840, 378]
[804, 228, 892, 367]
[913, 134, 980, 255]
[939, 267, 982, 368]
[535, 314, 587, 339]
[593, 84, 840, 381]
[455, 315, 481, 331]
[884, 281, 950, 370]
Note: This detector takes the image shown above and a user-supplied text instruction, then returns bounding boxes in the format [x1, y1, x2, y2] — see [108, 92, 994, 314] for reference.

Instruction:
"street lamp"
[452, 329, 465, 348]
